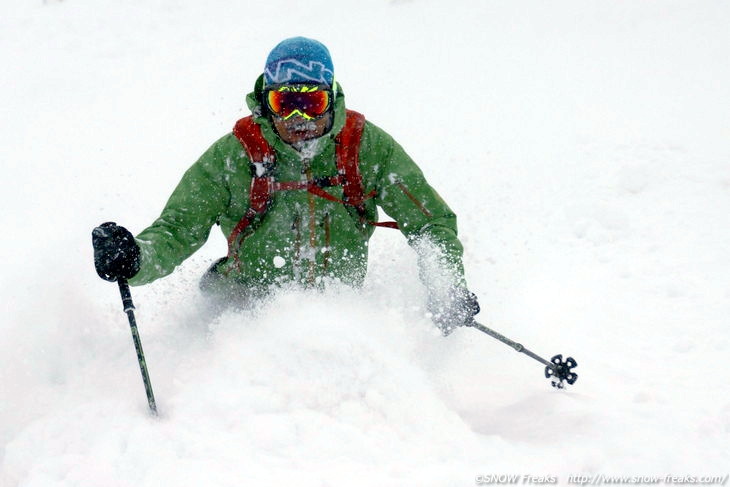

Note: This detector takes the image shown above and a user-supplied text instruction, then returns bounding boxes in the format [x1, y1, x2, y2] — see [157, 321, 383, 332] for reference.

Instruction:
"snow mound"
[1, 287, 512, 486]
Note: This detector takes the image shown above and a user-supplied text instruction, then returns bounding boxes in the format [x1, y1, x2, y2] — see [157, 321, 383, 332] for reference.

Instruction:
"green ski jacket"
[129, 76, 467, 292]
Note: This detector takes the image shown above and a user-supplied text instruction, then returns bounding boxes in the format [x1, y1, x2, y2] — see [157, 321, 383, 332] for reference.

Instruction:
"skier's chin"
[287, 129, 319, 143]
[273, 113, 331, 144]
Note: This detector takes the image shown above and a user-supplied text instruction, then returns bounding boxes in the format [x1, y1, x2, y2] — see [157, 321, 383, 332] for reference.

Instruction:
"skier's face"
[272, 111, 332, 144]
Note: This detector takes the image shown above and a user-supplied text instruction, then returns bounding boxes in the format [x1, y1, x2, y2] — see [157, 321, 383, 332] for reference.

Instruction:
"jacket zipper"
[292, 213, 302, 283]
[305, 165, 317, 286]
[323, 212, 331, 273]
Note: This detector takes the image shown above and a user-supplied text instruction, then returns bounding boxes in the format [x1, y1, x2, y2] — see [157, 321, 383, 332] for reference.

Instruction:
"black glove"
[92, 222, 141, 282]
[428, 288, 480, 336]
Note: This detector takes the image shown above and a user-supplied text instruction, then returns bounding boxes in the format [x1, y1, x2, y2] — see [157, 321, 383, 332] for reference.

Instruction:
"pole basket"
[545, 354, 578, 389]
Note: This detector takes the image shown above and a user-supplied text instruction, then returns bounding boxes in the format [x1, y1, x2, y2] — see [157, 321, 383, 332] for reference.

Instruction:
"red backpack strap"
[227, 117, 276, 261]
[233, 116, 276, 180]
[336, 110, 398, 229]
[335, 110, 367, 207]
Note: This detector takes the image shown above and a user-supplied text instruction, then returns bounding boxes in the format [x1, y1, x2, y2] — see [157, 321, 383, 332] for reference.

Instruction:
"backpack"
[226, 110, 398, 263]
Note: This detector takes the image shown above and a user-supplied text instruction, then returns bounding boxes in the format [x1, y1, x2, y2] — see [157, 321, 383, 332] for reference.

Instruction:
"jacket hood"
[245, 74, 347, 158]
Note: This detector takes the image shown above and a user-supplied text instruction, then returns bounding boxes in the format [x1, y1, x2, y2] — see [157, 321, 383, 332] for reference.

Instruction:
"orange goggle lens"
[266, 89, 331, 120]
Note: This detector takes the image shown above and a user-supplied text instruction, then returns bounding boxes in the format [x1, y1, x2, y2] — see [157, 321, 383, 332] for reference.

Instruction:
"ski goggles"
[266, 85, 332, 120]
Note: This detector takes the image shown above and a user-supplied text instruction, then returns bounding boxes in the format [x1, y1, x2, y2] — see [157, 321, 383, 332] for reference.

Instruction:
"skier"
[92, 37, 479, 334]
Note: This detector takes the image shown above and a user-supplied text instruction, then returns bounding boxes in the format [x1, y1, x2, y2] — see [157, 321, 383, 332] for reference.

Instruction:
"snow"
[1, 0, 729, 485]
[272, 256, 286, 269]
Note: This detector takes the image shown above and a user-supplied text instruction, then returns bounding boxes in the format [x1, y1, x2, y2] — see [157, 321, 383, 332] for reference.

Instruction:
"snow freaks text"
[474, 473, 729, 485]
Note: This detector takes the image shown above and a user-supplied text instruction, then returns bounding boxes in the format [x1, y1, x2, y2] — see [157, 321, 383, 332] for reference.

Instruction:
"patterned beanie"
[264, 37, 334, 86]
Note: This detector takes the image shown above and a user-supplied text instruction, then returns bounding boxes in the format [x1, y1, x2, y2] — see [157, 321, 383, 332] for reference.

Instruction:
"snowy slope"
[1, 1, 729, 485]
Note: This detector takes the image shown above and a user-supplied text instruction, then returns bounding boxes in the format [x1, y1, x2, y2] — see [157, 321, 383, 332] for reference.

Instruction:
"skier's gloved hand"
[92, 222, 140, 282]
[428, 287, 480, 336]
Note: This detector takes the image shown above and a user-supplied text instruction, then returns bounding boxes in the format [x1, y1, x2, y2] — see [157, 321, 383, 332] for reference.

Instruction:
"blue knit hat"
[264, 37, 334, 86]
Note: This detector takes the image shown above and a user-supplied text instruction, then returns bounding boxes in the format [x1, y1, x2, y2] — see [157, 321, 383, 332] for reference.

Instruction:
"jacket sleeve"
[367, 124, 468, 290]
[128, 138, 231, 286]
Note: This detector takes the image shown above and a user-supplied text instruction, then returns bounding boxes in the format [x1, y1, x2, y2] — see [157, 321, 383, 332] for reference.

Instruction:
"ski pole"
[117, 278, 158, 415]
[465, 320, 578, 389]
